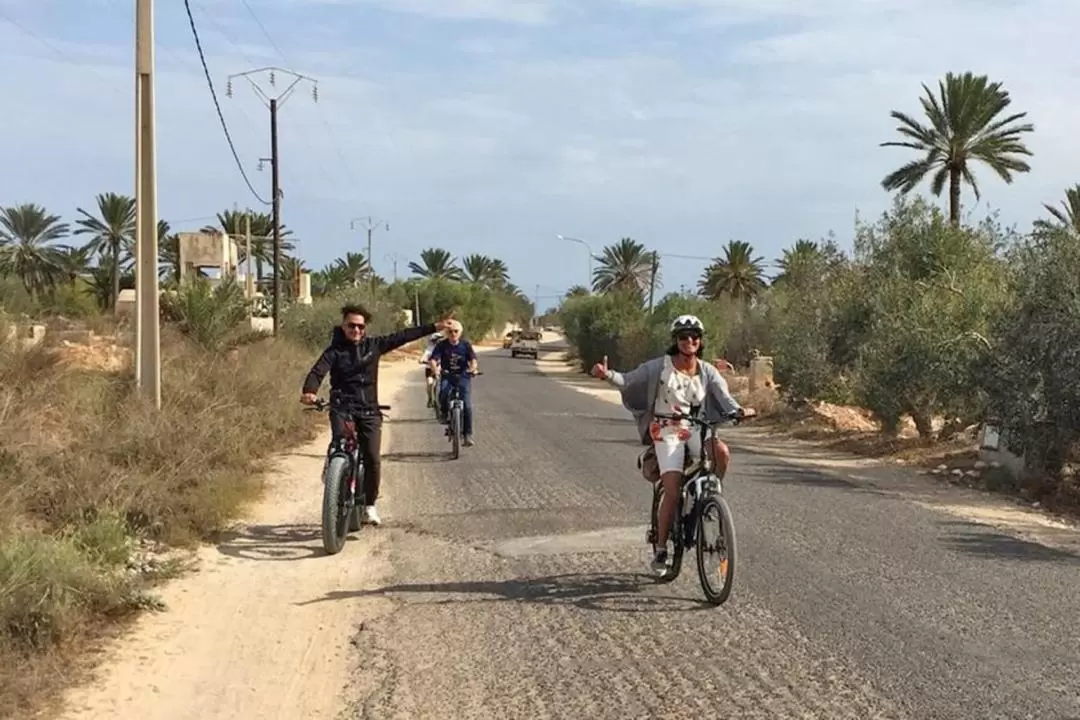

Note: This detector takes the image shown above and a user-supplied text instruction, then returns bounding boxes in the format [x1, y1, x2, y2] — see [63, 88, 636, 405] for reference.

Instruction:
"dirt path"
[58, 361, 414, 720]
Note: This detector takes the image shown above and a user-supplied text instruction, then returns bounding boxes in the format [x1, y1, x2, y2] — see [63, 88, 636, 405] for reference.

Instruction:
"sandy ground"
[57, 360, 416, 720]
[532, 339, 1080, 557]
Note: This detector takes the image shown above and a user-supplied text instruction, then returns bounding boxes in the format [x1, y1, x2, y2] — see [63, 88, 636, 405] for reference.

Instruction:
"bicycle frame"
[649, 409, 740, 547]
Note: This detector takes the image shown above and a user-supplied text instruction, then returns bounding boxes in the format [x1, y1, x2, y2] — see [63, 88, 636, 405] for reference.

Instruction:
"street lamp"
[555, 234, 594, 292]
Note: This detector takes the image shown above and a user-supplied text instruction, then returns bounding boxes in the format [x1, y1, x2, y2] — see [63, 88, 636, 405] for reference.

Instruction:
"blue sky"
[1, 0, 1078, 308]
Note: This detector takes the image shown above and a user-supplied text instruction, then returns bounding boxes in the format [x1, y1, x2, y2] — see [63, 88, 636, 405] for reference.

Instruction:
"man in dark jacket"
[300, 304, 454, 525]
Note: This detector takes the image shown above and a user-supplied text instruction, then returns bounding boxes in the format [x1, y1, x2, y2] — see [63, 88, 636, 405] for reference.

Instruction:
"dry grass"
[0, 326, 319, 719]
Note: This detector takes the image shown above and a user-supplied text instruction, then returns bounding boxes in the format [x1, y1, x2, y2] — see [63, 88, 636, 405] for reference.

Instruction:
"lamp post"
[555, 234, 594, 292]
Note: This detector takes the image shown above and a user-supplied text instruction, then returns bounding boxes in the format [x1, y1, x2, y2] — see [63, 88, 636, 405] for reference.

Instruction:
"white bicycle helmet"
[670, 314, 705, 335]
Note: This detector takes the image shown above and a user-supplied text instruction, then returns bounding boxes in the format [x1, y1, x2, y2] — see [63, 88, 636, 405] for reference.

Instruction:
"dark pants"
[329, 412, 383, 504]
[438, 375, 473, 436]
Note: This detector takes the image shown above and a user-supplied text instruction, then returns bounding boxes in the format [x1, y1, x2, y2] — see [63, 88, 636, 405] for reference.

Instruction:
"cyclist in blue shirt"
[429, 319, 479, 446]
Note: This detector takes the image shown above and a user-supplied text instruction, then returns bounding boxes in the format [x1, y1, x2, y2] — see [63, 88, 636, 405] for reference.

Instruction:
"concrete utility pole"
[350, 216, 389, 294]
[227, 66, 318, 336]
[385, 252, 405, 283]
[135, 0, 161, 408]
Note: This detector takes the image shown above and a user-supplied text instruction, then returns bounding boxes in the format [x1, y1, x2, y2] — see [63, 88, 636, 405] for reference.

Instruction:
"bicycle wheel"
[649, 484, 683, 582]
[348, 463, 365, 532]
[450, 404, 462, 459]
[321, 455, 351, 555]
[696, 494, 737, 605]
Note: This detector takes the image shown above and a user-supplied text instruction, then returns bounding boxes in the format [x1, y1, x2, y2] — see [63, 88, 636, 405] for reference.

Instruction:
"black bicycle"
[308, 395, 390, 555]
[440, 370, 481, 459]
[644, 408, 747, 605]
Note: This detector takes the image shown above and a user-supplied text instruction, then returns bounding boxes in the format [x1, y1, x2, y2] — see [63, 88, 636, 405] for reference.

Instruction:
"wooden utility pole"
[227, 66, 318, 335]
[647, 251, 659, 313]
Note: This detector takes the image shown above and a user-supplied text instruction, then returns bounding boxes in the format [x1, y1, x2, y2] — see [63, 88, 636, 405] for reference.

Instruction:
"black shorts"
[425, 367, 436, 379]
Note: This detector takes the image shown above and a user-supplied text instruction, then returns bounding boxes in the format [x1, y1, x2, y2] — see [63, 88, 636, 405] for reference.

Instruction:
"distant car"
[502, 330, 519, 349]
[510, 330, 540, 359]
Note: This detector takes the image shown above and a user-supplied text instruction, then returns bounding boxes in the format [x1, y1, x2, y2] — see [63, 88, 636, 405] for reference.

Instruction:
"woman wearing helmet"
[590, 314, 755, 571]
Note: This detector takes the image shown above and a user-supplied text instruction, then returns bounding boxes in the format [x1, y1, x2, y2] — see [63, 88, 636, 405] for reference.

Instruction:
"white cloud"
[2, 0, 1080, 294]
[275, 0, 558, 25]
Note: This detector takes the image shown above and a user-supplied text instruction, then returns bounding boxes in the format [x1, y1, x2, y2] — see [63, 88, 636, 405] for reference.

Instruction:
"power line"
[182, 0, 270, 206]
[235, 0, 363, 193]
[0, 6, 128, 101]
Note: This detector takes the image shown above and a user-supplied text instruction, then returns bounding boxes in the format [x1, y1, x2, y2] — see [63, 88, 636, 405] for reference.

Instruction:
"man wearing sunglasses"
[301, 304, 455, 526]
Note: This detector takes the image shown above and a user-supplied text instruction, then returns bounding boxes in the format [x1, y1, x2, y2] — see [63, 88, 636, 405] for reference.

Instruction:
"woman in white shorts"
[591, 315, 756, 570]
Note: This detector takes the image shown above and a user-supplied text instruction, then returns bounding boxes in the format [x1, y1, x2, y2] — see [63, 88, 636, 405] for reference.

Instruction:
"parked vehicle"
[510, 330, 540, 359]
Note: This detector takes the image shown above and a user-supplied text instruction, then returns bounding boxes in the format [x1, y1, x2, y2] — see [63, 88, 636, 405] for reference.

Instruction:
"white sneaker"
[363, 505, 382, 526]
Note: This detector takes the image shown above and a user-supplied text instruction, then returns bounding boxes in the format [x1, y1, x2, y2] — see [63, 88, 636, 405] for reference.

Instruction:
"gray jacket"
[605, 356, 742, 445]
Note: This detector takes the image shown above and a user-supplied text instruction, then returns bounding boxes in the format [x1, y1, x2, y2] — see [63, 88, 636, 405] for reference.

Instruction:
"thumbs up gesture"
[591, 355, 609, 379]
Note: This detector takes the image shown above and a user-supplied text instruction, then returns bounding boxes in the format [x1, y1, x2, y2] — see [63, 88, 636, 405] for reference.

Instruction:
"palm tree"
[281, 256, 308, 299]
[157, 219, 183, 282]
[564, 285, 589, 299]
[75, 192, 135, 309]
[203, 209, 293, 280]
[592, 237, 654, 295]
[334, 251, 371, 286]
[699, 240, 767, 302]
[408, 248, 464, 280]
[462, 254, 509, 287]
[880, 71, 1035, 226]
[0, 203, 70, 297]
[1034, 184, 1080, 239]
[57, 246, 93, 286]
[773, 239, 825, 287]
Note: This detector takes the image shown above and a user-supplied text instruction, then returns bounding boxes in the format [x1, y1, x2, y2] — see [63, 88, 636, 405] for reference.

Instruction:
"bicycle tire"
[649, 484, 683, 582]
[348, 463, 365, 532]
[696, 494, 737, 605]
[451, 405, 462, 459]
[321, 455, 352, 555]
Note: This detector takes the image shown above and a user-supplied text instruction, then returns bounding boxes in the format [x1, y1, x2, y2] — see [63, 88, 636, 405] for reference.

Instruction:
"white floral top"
[650, 355, 705, 442]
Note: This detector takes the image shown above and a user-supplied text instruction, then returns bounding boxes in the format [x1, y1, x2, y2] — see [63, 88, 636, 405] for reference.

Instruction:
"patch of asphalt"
[329, 349, 1080, 719]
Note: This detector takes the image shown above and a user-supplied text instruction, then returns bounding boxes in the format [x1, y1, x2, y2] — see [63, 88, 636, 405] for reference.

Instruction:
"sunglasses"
[345, 322, 366, 331]
[447, 329, 461, 335]
[676, 332, 702, 342]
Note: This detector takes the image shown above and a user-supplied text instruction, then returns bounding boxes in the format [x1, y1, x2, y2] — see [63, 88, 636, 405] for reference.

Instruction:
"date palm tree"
[0, 203, 70, 298]
[592, 237, 654, 295]
[462, 254, 510, 288]
[75, 192, 135, 309]
[203, 209, 293, 281]
[408, 248, 464, 281]
[880, 71, 1034, 226]
[699, 240, 767, 302]
[1034, 184, 1080, 239]
[157, 219, 182, 282]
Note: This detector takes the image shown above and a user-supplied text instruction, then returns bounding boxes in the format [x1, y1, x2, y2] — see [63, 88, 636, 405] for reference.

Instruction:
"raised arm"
[590, 354, 647, 389]
[373, 323, 438, 355]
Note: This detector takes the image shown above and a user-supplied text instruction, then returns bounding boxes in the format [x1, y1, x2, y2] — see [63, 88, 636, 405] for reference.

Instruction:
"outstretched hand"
[434, 310, 457, 331]
[590, 355, 609, 379]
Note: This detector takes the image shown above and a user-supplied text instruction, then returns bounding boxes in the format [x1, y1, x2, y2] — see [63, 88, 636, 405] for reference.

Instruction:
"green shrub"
[160, 277, 251, 350]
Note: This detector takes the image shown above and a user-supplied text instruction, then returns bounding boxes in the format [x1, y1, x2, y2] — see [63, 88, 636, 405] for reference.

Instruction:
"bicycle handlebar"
[307, 398, 391, 414]
[653, 409, 750, 426]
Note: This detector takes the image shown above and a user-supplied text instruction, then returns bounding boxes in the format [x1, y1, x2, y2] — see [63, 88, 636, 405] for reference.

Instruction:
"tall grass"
[0, 321, 318, 717]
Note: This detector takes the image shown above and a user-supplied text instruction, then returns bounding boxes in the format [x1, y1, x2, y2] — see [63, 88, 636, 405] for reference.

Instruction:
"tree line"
[557, 71, 1080, 489]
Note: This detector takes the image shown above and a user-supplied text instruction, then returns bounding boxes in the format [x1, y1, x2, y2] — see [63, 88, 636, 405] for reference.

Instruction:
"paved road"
[320, 343, 1080, 720]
